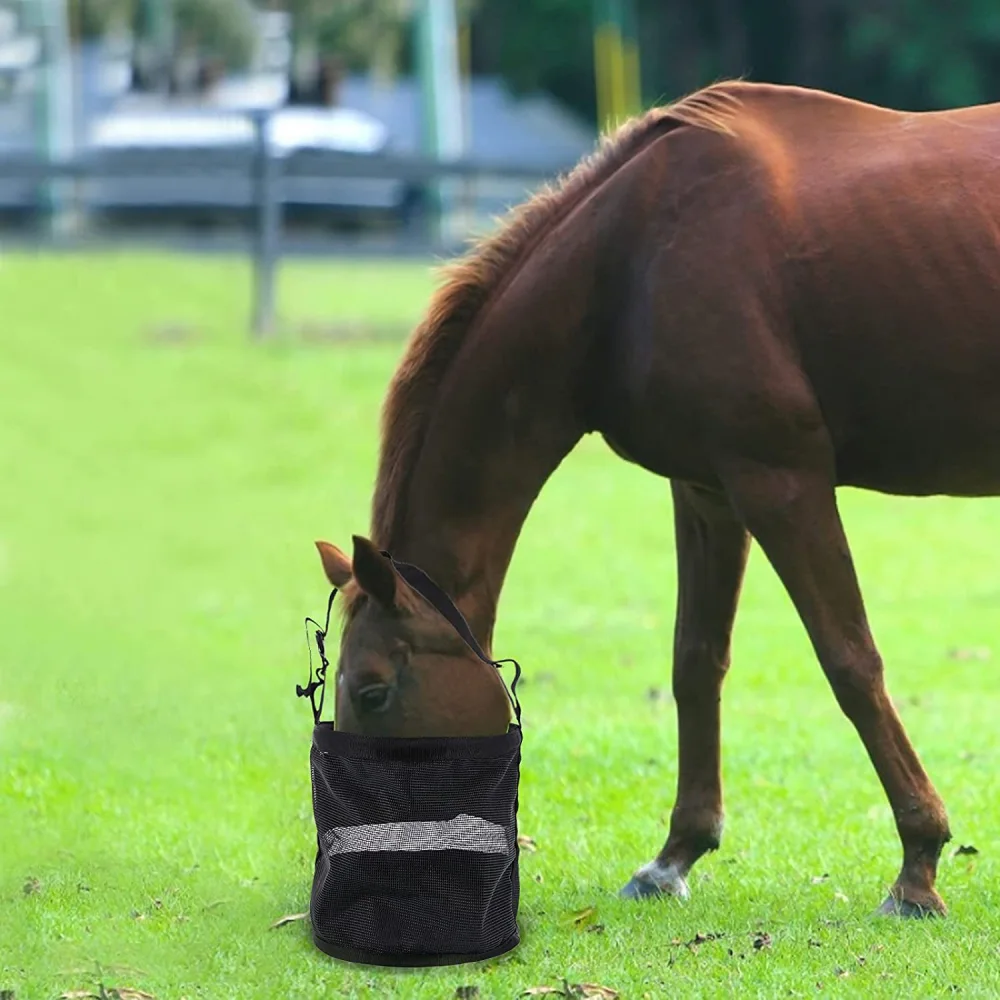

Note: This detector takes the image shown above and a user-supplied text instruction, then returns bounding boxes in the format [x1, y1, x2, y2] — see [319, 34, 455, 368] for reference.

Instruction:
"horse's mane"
[368, 81, 742, 562]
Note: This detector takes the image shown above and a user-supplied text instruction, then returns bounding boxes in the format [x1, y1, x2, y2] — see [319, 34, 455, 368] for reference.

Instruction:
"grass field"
[2, 250, 1000, 999]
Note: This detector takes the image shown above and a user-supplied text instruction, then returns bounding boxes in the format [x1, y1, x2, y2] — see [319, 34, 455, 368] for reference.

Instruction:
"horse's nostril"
[355, 683, 392, 713]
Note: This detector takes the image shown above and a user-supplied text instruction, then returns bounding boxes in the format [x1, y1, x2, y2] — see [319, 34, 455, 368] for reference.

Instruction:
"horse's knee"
[821, 643, 886, 718]
[672, 639, 730, 702]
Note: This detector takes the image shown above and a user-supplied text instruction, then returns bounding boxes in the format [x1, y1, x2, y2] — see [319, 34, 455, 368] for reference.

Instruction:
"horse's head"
[314, 535, 514, 738]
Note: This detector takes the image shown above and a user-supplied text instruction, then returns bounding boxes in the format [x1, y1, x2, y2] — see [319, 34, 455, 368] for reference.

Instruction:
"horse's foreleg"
[725, 461, 951, 916]
[621, 482, 750, 900]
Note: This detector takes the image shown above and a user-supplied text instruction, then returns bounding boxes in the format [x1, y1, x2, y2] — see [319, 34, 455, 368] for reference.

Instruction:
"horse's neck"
[392, 254, 599, 646]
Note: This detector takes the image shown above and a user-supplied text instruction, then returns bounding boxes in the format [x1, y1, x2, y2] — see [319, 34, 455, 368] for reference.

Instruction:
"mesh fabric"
[307, 723, 522, 966]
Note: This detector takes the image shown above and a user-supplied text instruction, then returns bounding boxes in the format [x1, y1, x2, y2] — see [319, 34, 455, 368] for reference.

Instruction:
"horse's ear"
[315, 540, 353, 588]
[351, 535, 398, 608]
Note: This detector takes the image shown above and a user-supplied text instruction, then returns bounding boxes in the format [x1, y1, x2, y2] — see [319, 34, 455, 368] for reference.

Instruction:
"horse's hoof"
[619, 875, 664, 899]
[876, 892, 947, 919]
[619, 860, 690, 901]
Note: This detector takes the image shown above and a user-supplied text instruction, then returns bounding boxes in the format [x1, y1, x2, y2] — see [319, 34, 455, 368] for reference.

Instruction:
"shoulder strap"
[385, 554, 522, 725]
[386, 558, 491, 663]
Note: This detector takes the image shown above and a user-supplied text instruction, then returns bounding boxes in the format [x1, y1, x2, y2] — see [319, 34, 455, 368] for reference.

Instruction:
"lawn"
[2, 250, 1000, 999]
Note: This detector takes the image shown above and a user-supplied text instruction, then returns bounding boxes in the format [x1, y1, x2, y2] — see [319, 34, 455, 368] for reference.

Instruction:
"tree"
[71, 0, 130, 39]
[74, 0, 256, 71]
[284, 0, 414, 80]
[468, 0, 1000, 128]
[841, 0, 1000, 109]
[470, 0, 595, 118]
[283, 0, 478, 79]
[172, 0, 257, 70]
[69, 0, 1000, 119]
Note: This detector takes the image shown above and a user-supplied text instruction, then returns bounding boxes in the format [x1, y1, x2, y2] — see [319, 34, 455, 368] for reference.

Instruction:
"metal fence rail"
[0, 112, 575, 336]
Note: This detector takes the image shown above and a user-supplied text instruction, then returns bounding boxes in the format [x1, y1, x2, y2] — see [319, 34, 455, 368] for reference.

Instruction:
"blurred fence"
[0, 110, 575, 335]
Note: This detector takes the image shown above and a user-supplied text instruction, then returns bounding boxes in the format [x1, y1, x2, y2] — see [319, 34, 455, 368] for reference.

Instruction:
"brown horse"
[315, 80, 1000, 919]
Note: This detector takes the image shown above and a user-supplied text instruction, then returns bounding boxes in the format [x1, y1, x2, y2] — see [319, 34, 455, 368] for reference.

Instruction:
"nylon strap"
[386, 554, 522, 725]
[297, 554, 522, 726]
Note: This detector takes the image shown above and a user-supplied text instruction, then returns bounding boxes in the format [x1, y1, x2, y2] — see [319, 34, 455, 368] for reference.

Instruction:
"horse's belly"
[831, 403, 1000, 497]
[797, 250, 1000, 498]
[837, 453, 1000, 497]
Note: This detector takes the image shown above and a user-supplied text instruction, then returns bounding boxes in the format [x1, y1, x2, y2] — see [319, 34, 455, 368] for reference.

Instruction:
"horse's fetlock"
[897, 809, 951, 859]
[669, 805, 724, 854]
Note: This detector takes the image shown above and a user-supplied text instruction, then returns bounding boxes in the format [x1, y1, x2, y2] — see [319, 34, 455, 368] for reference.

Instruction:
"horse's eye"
[355, 683, 392, 714]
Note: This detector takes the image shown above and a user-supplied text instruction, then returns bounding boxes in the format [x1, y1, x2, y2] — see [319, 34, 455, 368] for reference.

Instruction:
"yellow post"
[608, 25, 626, 128]
[594, 0, 639, 133]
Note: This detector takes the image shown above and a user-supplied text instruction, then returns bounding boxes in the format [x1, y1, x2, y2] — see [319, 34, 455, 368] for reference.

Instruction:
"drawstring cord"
[298, 587, 337, 726]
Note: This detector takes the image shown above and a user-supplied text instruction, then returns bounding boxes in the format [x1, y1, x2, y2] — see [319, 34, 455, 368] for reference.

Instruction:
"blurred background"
[6, 0, 1000, 334]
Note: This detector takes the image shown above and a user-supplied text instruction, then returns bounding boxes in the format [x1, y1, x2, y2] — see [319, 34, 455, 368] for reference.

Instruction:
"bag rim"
[312, 721, 523, 761]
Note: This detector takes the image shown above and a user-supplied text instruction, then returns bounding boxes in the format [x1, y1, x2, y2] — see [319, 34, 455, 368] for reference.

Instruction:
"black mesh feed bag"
[296, 555, 524, 967]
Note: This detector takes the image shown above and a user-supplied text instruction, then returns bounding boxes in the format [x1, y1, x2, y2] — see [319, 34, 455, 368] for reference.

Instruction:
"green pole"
[417, 0, 438, 162]
[26, 0, 74, 236]
[415, 0, 463, 246]
[136, 0, 173, 91]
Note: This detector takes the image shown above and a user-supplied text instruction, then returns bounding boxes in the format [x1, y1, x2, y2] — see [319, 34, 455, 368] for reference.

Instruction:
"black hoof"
[876, 894, 945, 918]
[619, 876, 663, 900]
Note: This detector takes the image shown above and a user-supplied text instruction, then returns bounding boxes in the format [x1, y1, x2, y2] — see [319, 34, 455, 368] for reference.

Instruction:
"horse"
[314, 79, 1000, 919]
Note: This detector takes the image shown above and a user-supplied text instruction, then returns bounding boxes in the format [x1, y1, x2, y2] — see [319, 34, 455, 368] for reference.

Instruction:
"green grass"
[2, 250, 1000, 999]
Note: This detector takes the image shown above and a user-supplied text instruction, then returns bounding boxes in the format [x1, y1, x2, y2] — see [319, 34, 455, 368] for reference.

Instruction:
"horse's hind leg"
[724, 460, 951, 916]
[621, 482, 750, 900]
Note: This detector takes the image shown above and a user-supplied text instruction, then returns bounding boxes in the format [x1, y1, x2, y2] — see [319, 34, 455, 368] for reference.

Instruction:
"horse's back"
[599, 85, 1000, 495]
[696, 85, 1000, 496]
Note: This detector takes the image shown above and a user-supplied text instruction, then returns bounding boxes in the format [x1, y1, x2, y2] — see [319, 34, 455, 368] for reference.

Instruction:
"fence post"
[27, 0, 75, 237]
[251, 110, 280, 338]
[416, 0, 464, 248]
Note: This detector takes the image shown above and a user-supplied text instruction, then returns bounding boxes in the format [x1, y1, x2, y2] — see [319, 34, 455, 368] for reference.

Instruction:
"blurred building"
[0, 6, 595, 239]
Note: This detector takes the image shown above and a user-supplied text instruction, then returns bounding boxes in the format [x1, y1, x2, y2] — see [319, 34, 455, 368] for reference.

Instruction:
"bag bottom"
[311, 929, 520, 967]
